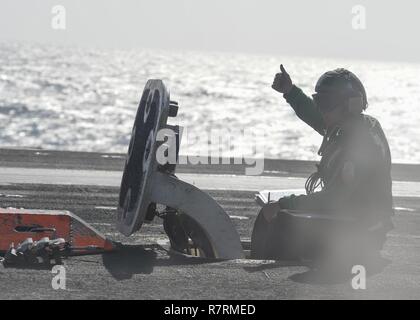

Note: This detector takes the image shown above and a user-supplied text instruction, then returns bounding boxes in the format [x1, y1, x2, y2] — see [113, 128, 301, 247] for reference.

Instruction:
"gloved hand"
[262, 202, 280, 222]
[262, 195, 297, 222]
[272, 64, 293, 94]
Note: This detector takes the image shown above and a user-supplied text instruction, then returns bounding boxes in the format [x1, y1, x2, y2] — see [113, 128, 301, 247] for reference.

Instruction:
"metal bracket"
[117, 79, 244, 259]
[150, 171, 244, 259]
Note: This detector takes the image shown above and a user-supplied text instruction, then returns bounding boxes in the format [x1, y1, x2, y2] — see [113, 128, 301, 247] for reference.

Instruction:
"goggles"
[312, 93, 343, 113]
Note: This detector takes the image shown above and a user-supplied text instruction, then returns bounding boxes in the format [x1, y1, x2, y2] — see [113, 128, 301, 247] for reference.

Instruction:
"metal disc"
[117, 80, 170, 236]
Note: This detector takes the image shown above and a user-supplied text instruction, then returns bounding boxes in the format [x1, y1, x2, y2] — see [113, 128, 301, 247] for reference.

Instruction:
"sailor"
[251, 65, 394, 261]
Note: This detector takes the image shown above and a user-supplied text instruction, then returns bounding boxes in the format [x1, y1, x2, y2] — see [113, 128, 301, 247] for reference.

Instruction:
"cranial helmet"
[312, 68, 368, 114]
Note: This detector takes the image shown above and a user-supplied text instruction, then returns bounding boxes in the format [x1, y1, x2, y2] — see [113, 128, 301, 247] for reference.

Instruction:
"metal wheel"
[163, 211, 216, 259]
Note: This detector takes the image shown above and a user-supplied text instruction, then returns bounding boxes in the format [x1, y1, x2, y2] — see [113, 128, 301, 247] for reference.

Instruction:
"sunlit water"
[0, 42, 419, 163]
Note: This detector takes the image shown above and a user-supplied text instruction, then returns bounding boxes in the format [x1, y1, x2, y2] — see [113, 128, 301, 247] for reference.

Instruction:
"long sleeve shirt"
[281, 85, 394, 227]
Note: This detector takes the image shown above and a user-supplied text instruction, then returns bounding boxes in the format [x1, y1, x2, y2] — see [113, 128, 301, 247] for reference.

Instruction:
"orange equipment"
[0, 208, 116, 255]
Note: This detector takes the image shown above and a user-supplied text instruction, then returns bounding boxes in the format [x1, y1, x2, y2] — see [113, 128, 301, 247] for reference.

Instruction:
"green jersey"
[282, 85, 394, 228]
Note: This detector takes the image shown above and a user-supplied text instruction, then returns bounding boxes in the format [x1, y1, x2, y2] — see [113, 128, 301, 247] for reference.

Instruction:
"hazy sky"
[1, 0, 419, 61]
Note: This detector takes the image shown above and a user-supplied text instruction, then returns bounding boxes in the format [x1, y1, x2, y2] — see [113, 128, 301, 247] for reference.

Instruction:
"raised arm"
[272, 65, 326, 136]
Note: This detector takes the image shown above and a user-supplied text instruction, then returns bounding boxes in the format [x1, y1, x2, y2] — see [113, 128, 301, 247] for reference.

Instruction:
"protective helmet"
[312, 68, 368, 114]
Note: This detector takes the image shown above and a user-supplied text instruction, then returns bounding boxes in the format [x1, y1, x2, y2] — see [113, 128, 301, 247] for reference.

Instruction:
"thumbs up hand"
[272, 64, 293, 94]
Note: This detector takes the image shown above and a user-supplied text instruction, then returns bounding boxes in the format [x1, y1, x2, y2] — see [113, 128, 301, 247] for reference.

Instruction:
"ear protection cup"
[340, 69, 367, 113]
[347, 94, 365, 114]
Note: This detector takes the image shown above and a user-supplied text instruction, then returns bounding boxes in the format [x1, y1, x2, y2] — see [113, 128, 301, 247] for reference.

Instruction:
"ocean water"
[0, 42, 419, 163]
